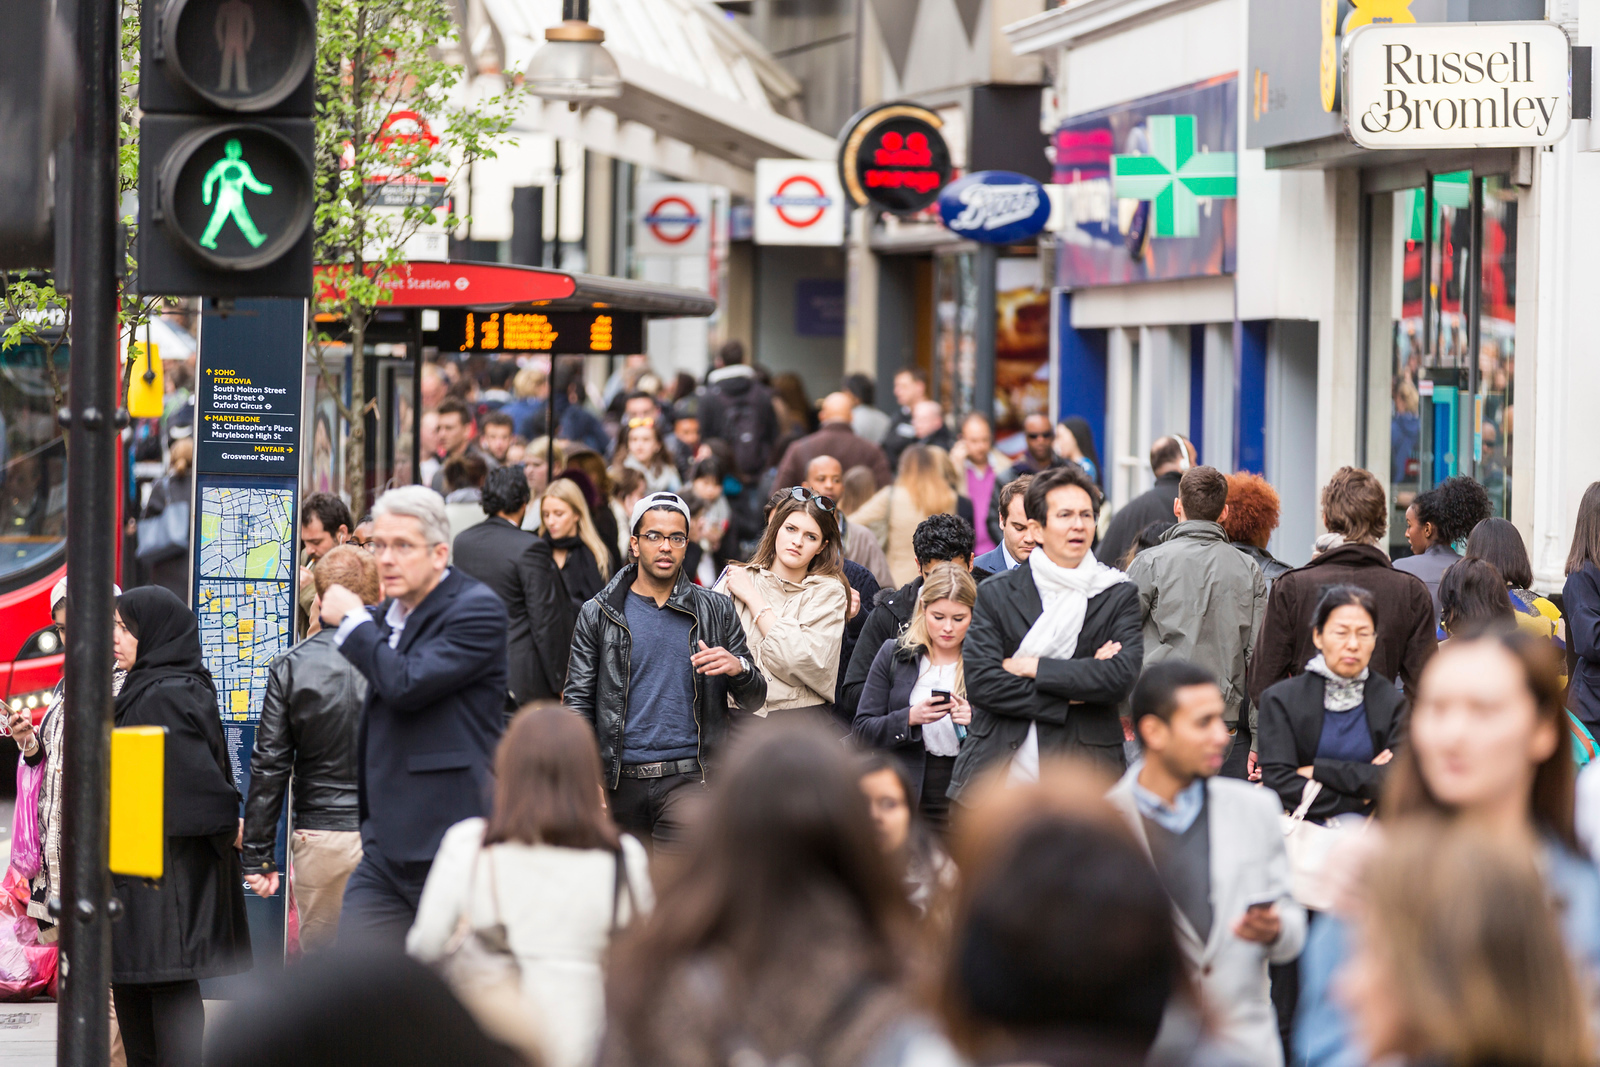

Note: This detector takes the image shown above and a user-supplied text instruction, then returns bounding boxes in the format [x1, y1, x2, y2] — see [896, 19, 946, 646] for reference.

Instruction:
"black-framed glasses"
[639, 530, 688, 547]
[1027, 430, 1053, 439]
[784, 486, 835, 512]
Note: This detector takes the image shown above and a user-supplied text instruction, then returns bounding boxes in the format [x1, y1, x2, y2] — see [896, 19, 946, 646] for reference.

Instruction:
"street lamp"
[527, 0, 621, 106]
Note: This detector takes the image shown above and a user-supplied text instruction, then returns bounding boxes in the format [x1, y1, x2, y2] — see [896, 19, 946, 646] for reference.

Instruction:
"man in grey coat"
[1107, 662, 1305, 1067]
[1126, 465, 1268, 778]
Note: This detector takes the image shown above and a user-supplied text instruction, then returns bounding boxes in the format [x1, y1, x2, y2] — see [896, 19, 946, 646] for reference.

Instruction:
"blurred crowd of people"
[24, 342, 1600, 1067]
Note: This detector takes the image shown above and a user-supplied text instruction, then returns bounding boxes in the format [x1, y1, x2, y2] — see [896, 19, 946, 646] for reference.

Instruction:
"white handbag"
[1279, 779, 1348, 912]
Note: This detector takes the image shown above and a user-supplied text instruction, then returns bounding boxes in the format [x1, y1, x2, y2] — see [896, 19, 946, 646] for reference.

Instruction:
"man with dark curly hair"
[1396, 474, 1493, 617]
[450, 465, 574, 708]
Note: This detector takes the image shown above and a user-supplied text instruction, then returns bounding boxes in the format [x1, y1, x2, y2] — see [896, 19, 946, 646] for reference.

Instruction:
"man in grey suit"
[1107, 661, 1306, 1067]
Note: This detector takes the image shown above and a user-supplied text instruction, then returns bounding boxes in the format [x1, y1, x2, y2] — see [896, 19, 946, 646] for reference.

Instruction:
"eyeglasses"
[783, 486, 835, 512]
[1027, 431, 1053, 439]
[350, 539, 376, 552]
[371, 540, 433, 557]
[638, 530, 688, 547]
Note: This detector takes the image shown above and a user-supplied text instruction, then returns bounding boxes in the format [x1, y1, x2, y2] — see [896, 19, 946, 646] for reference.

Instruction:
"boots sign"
[1344, 21, 1570, 149]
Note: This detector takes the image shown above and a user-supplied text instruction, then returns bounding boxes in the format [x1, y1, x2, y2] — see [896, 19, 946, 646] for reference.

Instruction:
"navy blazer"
[339, 568, 510, 863]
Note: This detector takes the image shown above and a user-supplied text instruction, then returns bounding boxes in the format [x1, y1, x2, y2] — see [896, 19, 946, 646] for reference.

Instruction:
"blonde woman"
[540, 478, 612, 609]
[717, 489, 850, 719]
[851, 563, 976, 832]
[849, 445, 972, 587]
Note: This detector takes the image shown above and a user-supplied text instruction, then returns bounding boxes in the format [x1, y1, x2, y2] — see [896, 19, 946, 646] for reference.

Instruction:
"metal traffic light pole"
[60, 0, 123, 1056]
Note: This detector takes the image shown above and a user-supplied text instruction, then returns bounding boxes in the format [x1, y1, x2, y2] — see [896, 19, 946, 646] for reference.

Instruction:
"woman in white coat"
[408, 703, 654, 1067]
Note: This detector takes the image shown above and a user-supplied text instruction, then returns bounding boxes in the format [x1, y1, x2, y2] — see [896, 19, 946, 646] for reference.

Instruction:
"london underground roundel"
[642, 196, 702, 245]
[159, 123, 314, 270]
[837, 102, 952, 215]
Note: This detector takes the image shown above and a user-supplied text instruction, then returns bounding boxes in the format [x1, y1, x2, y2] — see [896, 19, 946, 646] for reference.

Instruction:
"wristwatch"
[737, 655, 750, 676]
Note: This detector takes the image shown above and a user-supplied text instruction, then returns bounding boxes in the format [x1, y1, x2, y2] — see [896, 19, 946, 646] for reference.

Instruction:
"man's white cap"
[629, 491, 691, 535]
[51, 576, 122, 612]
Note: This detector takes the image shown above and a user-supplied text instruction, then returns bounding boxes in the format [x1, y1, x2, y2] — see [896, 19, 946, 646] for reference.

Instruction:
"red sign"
[314, 261, 577, 308]
[837, 103, 952, 215]
[642, 196, 701, 244]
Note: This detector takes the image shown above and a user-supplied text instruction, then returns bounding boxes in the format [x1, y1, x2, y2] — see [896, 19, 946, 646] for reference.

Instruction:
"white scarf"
[1010, 548, 1130, 783]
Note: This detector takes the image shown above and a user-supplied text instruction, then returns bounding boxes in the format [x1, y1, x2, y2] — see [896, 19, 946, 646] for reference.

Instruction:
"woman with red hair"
[1223, 472, 1293, 588]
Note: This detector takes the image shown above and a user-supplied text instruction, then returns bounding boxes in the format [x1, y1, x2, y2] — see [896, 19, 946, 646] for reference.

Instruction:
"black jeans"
[337, 842, 432, 950]
[112, 980, 204, 1067]
[920, 754, 956, 837]
[609, 772, 706, 852]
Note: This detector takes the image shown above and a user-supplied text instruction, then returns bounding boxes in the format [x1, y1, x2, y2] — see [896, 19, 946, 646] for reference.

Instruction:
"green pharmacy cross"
[200, 138, 273, 250]
[1110, 115, 1236, 239]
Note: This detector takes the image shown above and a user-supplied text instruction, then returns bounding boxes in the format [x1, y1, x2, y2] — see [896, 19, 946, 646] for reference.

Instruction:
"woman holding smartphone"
[852, 563, 977, 833]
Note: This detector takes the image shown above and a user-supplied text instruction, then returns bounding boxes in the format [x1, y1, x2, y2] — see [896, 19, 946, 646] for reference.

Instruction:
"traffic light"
[138, 0, 316, 297]
[0, 0, 74, 270]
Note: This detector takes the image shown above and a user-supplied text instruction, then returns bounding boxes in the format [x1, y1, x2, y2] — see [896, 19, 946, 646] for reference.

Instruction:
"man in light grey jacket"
[1126, 465, 1268, 777]
[1107, 661, 1305, 1067]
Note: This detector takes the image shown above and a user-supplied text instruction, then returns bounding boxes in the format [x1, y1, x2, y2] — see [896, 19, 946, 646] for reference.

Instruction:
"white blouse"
[910, 656, 961, 757]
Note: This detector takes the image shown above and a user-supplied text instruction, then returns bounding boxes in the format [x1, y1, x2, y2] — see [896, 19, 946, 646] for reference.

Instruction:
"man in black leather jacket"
[241, 545, 377, 950]
[565, 492, 766, 849]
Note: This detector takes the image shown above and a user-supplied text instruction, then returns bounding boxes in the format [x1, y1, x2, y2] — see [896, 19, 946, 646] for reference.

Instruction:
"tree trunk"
[346, 307, 368, 518]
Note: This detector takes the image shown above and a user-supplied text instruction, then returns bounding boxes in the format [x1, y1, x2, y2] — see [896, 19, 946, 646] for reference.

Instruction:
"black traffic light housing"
[138, 0, 316, 297]
[0, 0, 74, 270]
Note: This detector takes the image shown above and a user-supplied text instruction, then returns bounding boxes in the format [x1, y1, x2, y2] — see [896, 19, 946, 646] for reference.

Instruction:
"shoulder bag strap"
[1290, 778, 1323, 822]
[609, 846, 632, 934]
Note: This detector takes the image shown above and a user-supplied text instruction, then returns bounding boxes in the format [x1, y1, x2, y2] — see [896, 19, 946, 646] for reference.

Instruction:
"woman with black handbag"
[407, 703, 653, 1067]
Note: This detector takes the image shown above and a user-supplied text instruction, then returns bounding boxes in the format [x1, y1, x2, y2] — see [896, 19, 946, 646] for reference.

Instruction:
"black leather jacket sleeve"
[707, 592, 767, 713]
[563, 600, 603, 729]
[241, 655, 294, 872]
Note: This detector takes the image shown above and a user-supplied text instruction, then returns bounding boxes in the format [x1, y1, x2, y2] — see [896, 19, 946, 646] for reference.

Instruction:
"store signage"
[937, 171, 1049, 245]
[429, 307, 644, 355]
[837, 102, 953, 215]
[635, 182, 712, 256]
[1344, 22, 1571, 149]
[1111, 115, 1238, 238]
[754, 159, 845, 246]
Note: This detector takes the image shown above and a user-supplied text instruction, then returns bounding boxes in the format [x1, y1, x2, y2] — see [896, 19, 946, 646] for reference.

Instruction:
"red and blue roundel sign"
[938, 170, 1050, 245]
[642, 196, 702, 244]
[769, 175, 833, 228]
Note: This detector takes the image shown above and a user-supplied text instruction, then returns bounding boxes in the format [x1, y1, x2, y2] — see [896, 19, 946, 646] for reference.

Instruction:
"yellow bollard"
[109, 726, 164, 879]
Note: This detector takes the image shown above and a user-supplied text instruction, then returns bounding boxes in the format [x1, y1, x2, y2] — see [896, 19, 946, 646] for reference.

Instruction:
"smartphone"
[930, 689, 952, 705]
[1244, 893, 1278, 913]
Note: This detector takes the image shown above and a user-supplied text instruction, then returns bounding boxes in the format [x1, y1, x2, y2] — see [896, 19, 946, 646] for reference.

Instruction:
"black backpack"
[718, 389, 769, 479]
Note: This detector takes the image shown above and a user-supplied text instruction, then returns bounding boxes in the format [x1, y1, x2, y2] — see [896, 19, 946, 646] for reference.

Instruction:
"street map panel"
[196, 486, 295, 724]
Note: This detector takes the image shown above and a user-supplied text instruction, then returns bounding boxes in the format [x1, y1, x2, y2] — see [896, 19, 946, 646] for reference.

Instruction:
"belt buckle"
[636, 761, 665, 779]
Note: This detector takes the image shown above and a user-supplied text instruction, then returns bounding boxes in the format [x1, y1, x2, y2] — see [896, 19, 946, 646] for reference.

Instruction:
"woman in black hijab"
[110, 586, 252, 1067]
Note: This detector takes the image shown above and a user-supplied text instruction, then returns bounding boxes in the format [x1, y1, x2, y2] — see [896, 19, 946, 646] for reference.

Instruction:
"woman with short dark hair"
[408, 703, 652, 1067]
[1257, 585, 1405, 822]
[1466, 516, 1566, 672]
[1438, 557, 1516, 639]
[1395, 475, 1493, 615]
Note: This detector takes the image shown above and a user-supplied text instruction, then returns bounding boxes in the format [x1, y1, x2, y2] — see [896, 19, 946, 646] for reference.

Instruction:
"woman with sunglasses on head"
[852, 562, 977, 834]
[1294, 629, 1600, 1067]
[719, 488, 852, 721]
[612, 417, 680, 494]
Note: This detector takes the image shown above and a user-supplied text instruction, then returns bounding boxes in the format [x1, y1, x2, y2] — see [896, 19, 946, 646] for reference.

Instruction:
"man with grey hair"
[319, 484, 509, 945]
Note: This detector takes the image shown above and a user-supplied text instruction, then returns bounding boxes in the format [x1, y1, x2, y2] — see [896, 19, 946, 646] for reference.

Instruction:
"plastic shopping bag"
[11, 755, 44, 879]
[0, 866, 56, 1001]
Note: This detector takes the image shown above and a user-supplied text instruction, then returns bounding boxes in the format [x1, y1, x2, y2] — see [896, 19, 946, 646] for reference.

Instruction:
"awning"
[480, 0, 837, 191]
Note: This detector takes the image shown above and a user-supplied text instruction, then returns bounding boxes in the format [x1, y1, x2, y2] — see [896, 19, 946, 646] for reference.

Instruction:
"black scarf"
[113, 585, 215, 723]
[547, 533, 584, 552]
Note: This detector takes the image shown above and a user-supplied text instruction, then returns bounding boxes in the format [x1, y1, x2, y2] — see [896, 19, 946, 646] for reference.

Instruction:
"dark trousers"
[920, 754, 956, 837]
[338, 842, 432, 950]
[609, 772, 705, 851]
[112, 980, 204, 1067]
[1221, 718, 1252, 780]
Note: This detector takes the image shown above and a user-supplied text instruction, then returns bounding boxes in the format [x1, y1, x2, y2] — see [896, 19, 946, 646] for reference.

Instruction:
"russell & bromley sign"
[1344, 21, 1570, 150]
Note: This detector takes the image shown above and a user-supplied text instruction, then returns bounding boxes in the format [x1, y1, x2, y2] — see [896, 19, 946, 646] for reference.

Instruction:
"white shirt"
[909, 656, 961, 757]
[334, 570, 450, 650]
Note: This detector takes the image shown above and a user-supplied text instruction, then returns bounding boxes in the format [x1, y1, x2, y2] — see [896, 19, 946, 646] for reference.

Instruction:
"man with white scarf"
[948, 465, 1144, 799]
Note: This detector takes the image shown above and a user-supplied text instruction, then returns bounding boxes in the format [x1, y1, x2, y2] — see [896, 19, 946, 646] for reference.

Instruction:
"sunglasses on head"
[626, 417, 656, 431]
[784, 486, 835, 512]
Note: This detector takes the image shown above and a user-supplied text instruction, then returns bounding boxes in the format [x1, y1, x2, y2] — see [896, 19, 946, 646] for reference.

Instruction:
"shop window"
[1367, 170, 1514, 560]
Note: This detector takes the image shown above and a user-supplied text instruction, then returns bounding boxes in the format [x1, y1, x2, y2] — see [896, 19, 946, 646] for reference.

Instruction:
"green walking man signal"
[200, 138, 272, 249]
